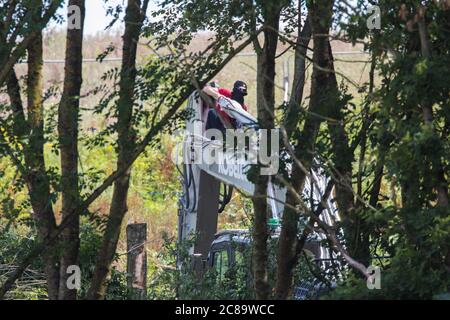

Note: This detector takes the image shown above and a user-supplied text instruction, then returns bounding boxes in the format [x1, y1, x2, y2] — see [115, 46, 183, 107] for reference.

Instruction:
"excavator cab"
[207, 229, 334, 299]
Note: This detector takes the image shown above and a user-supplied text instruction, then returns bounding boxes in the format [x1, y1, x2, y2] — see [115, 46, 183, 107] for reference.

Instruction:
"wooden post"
[126, 223, 147, 300]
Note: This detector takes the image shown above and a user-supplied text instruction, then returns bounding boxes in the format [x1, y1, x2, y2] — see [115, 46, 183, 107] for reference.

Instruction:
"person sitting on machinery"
[202, 80, 249, 131]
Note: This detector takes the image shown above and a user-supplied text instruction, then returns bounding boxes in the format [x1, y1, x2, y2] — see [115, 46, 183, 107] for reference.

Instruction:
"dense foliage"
[0, 0, 449, 300]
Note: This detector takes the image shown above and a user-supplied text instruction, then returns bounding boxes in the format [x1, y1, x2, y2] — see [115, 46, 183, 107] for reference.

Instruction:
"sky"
[55, 0, 159, 35]
[84, 0, 122, 35]
[59, 0, 360, 35]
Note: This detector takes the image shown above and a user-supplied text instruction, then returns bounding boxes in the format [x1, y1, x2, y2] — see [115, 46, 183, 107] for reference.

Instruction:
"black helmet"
[233, 80, 248, 96]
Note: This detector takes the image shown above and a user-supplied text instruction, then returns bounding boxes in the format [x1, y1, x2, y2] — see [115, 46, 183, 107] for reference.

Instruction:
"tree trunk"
[275, 0, 335, 299]
[57, 0, 85, 300]
[7, 71, 29, 138]
[284, 13, 311, 139]
[5, 34, 61, 300]
[322, 42, 366, 264]
[87, 0, 148, 300]
[26, 29, 60, 300]
[417, 13, 449, 207]
[251, 3, 282, 300]
[252, 175, 270, 299]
